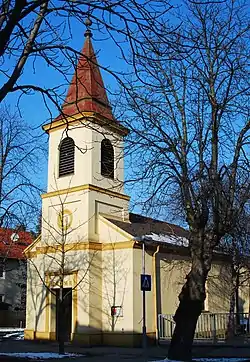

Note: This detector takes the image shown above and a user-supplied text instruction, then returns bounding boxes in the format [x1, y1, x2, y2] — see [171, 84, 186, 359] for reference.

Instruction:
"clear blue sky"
[3, 23, 130, 184]
[1, 2, 183, 223]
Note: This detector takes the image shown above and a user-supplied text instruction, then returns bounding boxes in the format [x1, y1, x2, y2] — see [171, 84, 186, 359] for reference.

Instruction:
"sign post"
[140, 241, 151, 354]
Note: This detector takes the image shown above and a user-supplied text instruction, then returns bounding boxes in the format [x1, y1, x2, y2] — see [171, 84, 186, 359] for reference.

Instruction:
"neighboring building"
[0, 228, 33, 326]
[24, 26, 250, 346]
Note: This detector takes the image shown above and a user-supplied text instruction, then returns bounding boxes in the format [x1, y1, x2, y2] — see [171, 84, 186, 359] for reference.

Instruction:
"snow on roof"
[107, 213, 189, 248]
[143, 232, 189, 247]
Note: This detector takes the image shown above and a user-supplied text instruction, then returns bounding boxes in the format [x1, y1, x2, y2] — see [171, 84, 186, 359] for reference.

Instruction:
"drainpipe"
[153, 245, 160, 341]
[133, 236, 147, 352]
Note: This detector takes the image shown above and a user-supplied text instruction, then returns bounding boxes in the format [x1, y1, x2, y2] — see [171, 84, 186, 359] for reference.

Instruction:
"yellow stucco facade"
[25, 222, 250, 346]
[25, 115, 250, 347]
[24, 34, 250, 347]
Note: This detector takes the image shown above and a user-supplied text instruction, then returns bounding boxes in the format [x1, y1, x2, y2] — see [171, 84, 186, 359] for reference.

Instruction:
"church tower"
[25, 24, 141, 346]
[41, 25, 130, 243]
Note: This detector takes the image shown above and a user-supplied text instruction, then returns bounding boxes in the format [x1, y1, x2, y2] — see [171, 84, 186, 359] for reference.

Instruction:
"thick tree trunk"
[227, 264, 237, 339]
[235, 271, 240, 331]
[168, 299, 203, 361]
[168, 240, 211, 361]
[227, 289, 236, 339]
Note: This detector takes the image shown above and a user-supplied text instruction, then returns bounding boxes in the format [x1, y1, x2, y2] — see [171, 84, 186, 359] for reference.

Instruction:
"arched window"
[59, 137, 75, 177]
[101, 139, 114, 179]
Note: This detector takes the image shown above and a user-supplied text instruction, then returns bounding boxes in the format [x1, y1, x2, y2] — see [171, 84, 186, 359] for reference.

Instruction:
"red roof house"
[0, 228, 33, 260]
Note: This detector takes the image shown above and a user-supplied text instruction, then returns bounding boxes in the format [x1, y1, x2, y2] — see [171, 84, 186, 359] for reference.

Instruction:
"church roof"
[61, 32, 114, 121]
[44, 29, 129, 136]
[107, 213, 189, 247]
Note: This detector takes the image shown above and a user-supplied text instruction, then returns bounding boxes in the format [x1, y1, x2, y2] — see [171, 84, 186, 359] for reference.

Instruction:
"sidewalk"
[1, 340, 250, 361]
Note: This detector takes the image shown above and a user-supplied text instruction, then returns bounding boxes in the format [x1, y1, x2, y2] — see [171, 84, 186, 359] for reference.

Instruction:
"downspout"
[153, 245, 160, 341]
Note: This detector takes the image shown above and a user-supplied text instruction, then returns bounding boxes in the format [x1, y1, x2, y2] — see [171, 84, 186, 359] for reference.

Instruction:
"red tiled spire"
[62, 31, 114, 121]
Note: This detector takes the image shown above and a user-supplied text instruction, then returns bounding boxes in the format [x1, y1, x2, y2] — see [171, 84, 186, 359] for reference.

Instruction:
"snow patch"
[0, 328, 24, 332]
[195, 360, 249, 362]
[2, 331, 24, 340]
[0, 352, 82, 359]
[151, 359, 249, 362]
[145, 233, 189, 247]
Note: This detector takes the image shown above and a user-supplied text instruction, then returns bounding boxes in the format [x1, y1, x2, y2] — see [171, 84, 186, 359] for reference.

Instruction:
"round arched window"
[59, 137, 75, 177]
[101, 139, 114, 179]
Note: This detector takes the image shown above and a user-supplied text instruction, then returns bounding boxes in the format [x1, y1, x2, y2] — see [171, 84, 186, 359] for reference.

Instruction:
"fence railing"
[158, 312, 250, 342]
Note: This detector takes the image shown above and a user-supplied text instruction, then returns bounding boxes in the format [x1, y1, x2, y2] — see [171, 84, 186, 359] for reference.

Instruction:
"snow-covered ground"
[2, 331, 24, 340]
[152, 359, 249, 362]
[0, 329, 83, 359]
[0, 355, 247, 362]
[0, 331, 248, 361]
[0, 352, 81, 359]
[0, 328, 24, 332]
[0, 328, 24, 340]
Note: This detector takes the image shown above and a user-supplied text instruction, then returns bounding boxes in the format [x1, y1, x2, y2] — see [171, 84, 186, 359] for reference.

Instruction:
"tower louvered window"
[59, 137, 75, 177]
[101, 139, 114, 179]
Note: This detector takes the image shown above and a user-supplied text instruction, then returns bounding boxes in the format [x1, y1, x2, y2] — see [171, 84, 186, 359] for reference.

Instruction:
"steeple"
[62, 25, 114, 121]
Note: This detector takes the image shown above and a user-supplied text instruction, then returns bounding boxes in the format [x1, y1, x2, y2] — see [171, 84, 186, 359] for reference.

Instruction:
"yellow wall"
[207, 262, 232, 312]
[157, 253, 190, 315]
[156, 252, 250, 315]
[133, 248, 155, 334]
[25, 213, 135, 343]
[26, 234, 250, 346]
[41, 188, 130, 244]
[102, 248, 134, 332]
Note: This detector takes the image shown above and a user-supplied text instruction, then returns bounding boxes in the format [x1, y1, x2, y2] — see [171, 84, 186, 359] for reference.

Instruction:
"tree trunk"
[168, 247, 209, 361]
[235, 271, 240, 331]
[227, 288, 236, 339]
[168, 299, 203, 361]
[111, 315, 115, 332]
[227, 264, 237, 339]
[57, 295, 65, 354]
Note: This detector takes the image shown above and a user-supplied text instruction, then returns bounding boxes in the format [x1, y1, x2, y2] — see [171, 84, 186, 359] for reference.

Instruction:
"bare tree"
[0, 104, 42, 315]
[102, 243, 129, 332]
[26, 185, 98, 354]
[0, 105, 41, 331]
[0, 0, 173, 120]
[219, 221, 250, 338]
[0, 104, 42, 230]
[118, 0, 250, 359]
[10, 259, 28, 312]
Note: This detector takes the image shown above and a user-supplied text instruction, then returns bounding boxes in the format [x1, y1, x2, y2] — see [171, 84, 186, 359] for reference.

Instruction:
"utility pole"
[138, 236, 151, 356]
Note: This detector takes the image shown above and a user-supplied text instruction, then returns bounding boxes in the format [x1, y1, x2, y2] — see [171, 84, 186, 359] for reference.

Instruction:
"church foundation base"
[24, 329, 156, 347]
[24, 330, 56, 340]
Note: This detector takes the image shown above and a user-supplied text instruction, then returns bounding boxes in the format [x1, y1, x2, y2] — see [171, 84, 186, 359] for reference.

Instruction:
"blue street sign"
[141, 274, 151, 291]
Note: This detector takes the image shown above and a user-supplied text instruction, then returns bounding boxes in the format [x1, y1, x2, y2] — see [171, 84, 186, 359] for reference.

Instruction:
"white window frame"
[203, 282, 209, 312]
[0, 266, 5, 279]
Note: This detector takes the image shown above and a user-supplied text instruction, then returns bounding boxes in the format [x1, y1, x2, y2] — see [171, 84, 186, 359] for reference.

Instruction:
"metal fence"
[158, 312, 250, 342]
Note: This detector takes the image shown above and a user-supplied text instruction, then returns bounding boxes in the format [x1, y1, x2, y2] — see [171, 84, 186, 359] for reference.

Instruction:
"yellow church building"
[24, 26, 250, 346]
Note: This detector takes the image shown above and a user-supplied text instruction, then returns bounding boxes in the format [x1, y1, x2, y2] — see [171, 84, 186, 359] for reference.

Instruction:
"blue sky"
[1, 1, 185, 224]
[3, 22, 132, 191]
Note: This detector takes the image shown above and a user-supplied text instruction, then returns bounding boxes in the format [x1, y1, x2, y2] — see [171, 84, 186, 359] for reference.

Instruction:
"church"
[24, 25, 250, 346]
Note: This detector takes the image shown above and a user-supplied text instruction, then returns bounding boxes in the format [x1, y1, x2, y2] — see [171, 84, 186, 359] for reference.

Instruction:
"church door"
[55, 288, 72, 342]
